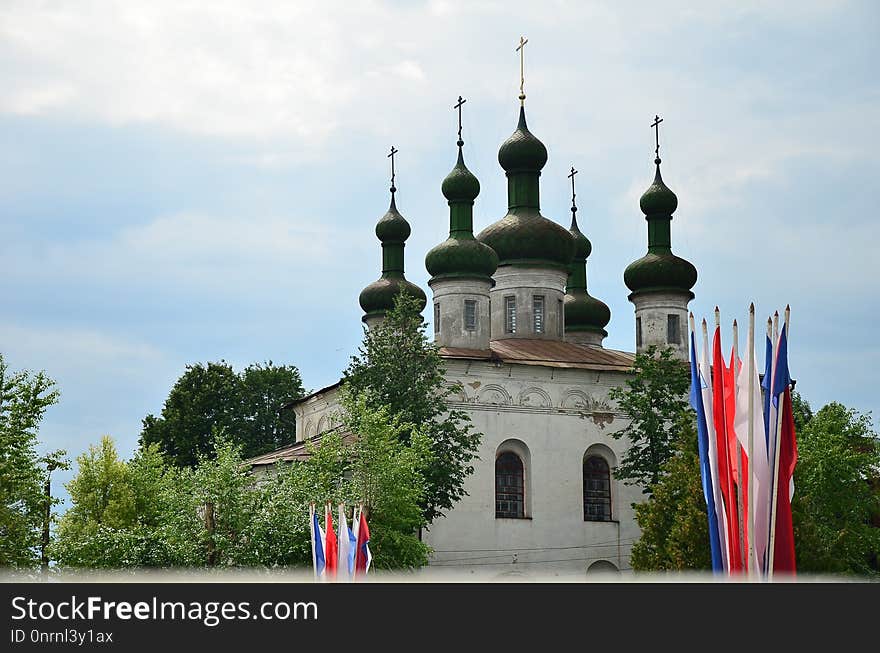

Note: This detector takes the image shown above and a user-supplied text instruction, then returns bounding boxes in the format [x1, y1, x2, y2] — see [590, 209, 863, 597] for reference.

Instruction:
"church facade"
[248, 93, 697, 577]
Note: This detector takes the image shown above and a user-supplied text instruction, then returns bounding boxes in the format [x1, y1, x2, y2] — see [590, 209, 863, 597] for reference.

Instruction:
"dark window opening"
[495, 452, 524, 518]
[583, 456, 611, 522]
[464, 300, 477, 331]
[667, 314, 680, 345]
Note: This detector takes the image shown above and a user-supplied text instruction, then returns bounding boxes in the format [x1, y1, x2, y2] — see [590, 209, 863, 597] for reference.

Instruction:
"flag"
[309, 504, 325, 578]
[354, 508, 372, 577]
[700, 327, 729, 571]
[324, 503, 338, 579]
[734, 324, 769, 575]
[689, 328, 723, 572]
[337, 504, 356, 580]
[770, 324, 797, 574]
[713, 325, 742, 572]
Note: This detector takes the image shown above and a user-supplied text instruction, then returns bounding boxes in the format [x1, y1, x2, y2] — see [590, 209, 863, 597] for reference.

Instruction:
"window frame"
[583, 455, 612, 522]
[495, 451, 525, 519]
[504, 296, 517, 334]
[464, 299, 477, 332]
[533, 295, 545, 334]
[667, 313, 680, 345]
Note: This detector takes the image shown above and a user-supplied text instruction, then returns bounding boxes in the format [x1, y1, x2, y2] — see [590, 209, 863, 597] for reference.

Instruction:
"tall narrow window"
[533, 295, 545, 333]
[558, 299, 564, 337]
[464, 300, 477, 331]
[583, 456, 611, 522]
[434, 303, 440, 333]
[667, 314, 680, 345]
[636, 317, 643, 347]
[504, 296, 516, 334]
[495, 452, 524, 518]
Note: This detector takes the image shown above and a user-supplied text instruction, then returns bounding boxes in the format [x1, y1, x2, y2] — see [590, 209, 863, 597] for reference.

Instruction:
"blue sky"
[1, 1, 878, 509]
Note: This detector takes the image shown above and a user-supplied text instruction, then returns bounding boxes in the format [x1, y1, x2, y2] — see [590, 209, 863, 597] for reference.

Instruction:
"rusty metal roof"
[440, 339, 635, 371]
[246, 429, 356, 467]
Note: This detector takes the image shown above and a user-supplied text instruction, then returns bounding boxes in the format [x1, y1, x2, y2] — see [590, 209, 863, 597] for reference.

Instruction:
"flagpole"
[309, 502, 317, 580]
[703, 316, 728, 573]
[732, 318, 746, 573]
[767, 311, 786, 579]
[747, 304, 756, 579]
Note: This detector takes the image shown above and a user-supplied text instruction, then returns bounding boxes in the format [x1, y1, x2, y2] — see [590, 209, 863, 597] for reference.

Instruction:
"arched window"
[495, 452, 524, 518]
[583, 456, 611, 521]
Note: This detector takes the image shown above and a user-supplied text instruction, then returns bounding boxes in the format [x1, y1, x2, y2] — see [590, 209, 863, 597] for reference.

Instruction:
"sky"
[2, 1, 878, 510]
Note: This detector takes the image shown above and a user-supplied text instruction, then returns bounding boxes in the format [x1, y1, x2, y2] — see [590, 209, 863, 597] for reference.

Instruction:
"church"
[248, 70, 698, 577]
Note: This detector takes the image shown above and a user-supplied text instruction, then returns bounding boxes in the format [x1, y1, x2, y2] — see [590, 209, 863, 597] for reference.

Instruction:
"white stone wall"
[423, 359, 644, 577]
[489, 266, 568, 341]
[565, 330, 605, 347]
[630, 289, 692, 360]
[293, 385, 342, 442]
[429, 277, 492, 350]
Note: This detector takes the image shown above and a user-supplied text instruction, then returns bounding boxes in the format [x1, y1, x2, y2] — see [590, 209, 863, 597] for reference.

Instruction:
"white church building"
[248, 91, 697, 577]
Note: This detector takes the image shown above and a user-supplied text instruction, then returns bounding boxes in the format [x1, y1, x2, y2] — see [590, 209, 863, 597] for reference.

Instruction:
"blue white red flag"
[309, 504, 325, 578]
[689, 329, 723, 572]
[354, 509, 372, 577]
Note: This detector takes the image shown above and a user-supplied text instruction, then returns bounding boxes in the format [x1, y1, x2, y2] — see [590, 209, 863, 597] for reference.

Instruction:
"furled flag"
[689, 327, 723, 572]
[700, 326, 729, 571]
[309, 504, 325, 578]
[733, 315, 768, 575]
[337, 504, 357, 580]
[713, 324, 742, 572]
[770, 323, 797, 574]
[354, 508, 372, 577]
[324, 503, 338, 579]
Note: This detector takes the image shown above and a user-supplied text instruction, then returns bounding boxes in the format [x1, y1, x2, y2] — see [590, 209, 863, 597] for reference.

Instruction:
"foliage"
[55, 399, 433, 571]
[140, 360, 304, 466]
[342, 291, 481, 523]
[630, 413, 712, 572]
[338, 391, 432, 569]
[0, 353, 61, 568]
[791, 401, 880, 576]
[609, 345, 691, 493]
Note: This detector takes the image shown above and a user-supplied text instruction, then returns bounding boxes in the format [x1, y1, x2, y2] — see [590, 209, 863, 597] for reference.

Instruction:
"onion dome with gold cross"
[425, 98, 499, 283]
[564, 172, 611, 337]
[475, 106, 574, 271]
[359, 149, 427, 323]
[624, 128, 697, 298]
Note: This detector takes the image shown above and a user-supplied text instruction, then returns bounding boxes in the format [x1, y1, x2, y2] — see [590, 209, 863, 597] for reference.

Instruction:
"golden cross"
[516, 36, 528, 105]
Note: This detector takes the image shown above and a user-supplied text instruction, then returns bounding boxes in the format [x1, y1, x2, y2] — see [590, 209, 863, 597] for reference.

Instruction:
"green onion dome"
[441, 149, 481, 202]
[426, 149, 498, 282]
[624, 162, 697, 296]
[358, 276, 427, 318]
[359, 196, 427, 322]
[375, 197, 411, 243]
[498, 107, 549, 173]
[564, 213, 610, 335]
[476, 107, 574, 271]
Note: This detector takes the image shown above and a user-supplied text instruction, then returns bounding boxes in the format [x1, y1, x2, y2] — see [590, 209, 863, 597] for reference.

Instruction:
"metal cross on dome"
[454, 95, 466, 147]
[388, 145, 398, 196]
[568, 166, 578, 214]
[651, 114, 663, 162]
[516, 36, 528, 105]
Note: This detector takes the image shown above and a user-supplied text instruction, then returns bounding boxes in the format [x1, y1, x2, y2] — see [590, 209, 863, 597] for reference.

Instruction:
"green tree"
[608, 345, 691, 493]
[140, 360, 304, 466]
[630, 414, 712, 572]
[339, 391, 432, 568]
[342, 292, 481, 523]
[791, 402, 880, 576]
[238, 362, 303, 458]
[0, 353, 60, 568]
